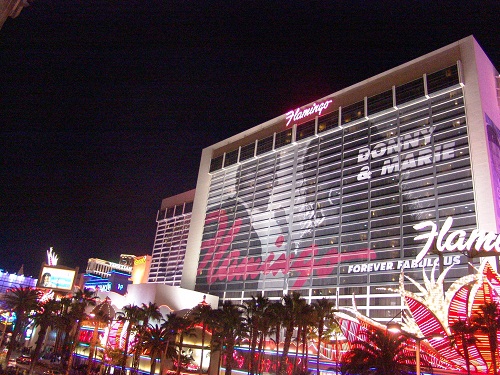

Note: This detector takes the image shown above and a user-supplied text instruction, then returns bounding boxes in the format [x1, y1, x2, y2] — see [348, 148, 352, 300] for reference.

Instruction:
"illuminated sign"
[285, 100, 333, 127]
[356, 126, 455, 181]
[414, 216, 500, 262]
[347, 255, 460, 273]
[134, 256, 147, 266]
[37, 265, 76, 291]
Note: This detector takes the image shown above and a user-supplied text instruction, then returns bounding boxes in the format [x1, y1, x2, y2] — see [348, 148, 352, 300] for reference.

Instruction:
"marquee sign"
[414, 216, 500, 262]
[285, 99, 333, 127]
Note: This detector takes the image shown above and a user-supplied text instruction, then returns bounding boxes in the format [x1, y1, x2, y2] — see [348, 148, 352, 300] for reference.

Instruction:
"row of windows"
[207, 101, 465, 204]
[210, 65, 461, 172]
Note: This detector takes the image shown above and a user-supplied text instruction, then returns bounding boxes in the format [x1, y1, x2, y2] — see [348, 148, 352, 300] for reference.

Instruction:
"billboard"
[37, 265, 77, 291]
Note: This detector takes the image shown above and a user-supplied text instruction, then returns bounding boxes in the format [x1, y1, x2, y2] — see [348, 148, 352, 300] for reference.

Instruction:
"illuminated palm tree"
[293, 302, 314, 374]
[29, 298, 60, 374]
[191, 300, 212, 375]
[278, 292, 305, 375]
[311, 298, 336, 375]
[472, 301, 500, 375]
[141, 324, 169, 375]
[86, 297, 115, 375]
[117, 304, 144, 373]
[267, 300, 285, 372]
[450, 318, 476, 375]
[3, 286, 41, 364]
[65, 288, 98, 375]
[244, 295, 270, 375]
[217, 301, 246, 375]
[132, 303, 162, 375]
[340, 327, 417, 375]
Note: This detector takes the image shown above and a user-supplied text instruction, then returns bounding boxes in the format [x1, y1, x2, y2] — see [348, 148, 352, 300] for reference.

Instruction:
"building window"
[318, 111, 339, 133]
[256, 135, 274, 155]
[240, 142, 255, 162]
[367, 89, 393, 115]
[427, 65, 460, 94]
[342, 100, 365, 124]
[224, 149, 239, 167]
[396, 77, 425, 105]
[275, 129, 293, 149]
[210, 155, 223, 172]
[296, 119, 316, 141]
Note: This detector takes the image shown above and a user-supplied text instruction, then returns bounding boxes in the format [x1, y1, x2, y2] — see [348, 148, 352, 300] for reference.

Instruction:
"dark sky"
[1, 1, 499, 277]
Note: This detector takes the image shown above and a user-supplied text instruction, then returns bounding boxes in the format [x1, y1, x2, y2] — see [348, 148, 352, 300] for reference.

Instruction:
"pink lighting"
[285, 100, 333, 127]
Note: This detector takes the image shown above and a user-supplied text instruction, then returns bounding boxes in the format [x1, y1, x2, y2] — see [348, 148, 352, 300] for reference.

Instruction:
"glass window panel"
[210, 155, 223, 172]
[342, 100, 365, 124]
[367, 89, 393, 115]
[318, 110, 339, 133]
[256, 135, 274, 155]
[296, 119, 316, 141]
[427, 65, 460, 94]
[275, 129, 293, 149]
[239, 142, 255, 161]
[396, 77, 425, 105]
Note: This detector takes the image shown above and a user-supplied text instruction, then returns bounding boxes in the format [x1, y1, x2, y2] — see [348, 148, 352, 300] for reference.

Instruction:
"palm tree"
[340, 327, 417, 375]
[278, 292, 305, 375]
[450, 318, 476, 375]
[312, 298, 336, 375]
[65, 288, 98, 375]
[293, 302, 313, 374]
[217, 301, 246, 375]
[141, 324, 169, 375]
[244, 295, 270, 375]
[158, 313, 180, 375]
[53, 296, 72, 356]
[267, 300, 285, 373]
[472, 301, 500, 375]
[86, 297, 115, 375]
[3, 286, 41, 364]
[117, 304, 144, 373]
[29, 298, 60, 374]
[191, 300, 212, 375]
[132, 303, 162, 375]
[167, 313, 195, 375]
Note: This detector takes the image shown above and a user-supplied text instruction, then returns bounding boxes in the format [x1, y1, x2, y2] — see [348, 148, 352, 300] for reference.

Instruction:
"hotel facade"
[181, 36, 499, 321]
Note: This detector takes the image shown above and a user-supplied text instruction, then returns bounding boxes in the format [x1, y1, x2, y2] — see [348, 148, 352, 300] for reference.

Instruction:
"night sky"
[1, 1, 499, 278]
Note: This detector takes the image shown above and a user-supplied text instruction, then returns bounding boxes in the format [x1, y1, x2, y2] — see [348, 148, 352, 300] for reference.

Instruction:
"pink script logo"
[285, 100, 333, 127]
[198, 209, 376, 288]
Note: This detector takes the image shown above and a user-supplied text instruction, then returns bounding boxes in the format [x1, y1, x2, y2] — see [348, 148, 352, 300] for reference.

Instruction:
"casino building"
[148, 189, 195, 286]
[181, 36, 499, 322]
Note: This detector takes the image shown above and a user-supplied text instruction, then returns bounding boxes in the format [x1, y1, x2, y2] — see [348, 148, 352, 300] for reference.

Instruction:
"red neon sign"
[285, 99, 333, 127]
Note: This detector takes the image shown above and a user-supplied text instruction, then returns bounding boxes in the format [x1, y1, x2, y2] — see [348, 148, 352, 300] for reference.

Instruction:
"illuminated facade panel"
[182, 36, 499, 321]
[148, 189, 195, 286]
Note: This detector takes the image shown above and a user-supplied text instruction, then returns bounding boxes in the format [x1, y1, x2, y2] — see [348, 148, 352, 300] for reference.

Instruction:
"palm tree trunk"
[122, 322, 133, 373]
[65, 320, 83, 375]
[316, 328, 322, 375]
[199, 322, 206, 375]
[29, 325, 48, 374]
[175, 333, 185, 375]
[302, 328, 308, 373]
[150, 357, 157, 375]
[257, 332, 265, 375]
[279, 325, 294, 375]
[293, 326, 302, 373]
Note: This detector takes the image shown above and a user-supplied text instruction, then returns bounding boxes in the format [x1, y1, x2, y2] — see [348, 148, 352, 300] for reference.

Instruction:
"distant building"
[85, 255, 134, 279]
[84, 255, 134, 295]
[131, 255, 151, 284]
[0, 269, 37, 294]
[148, 189, 195, 286]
